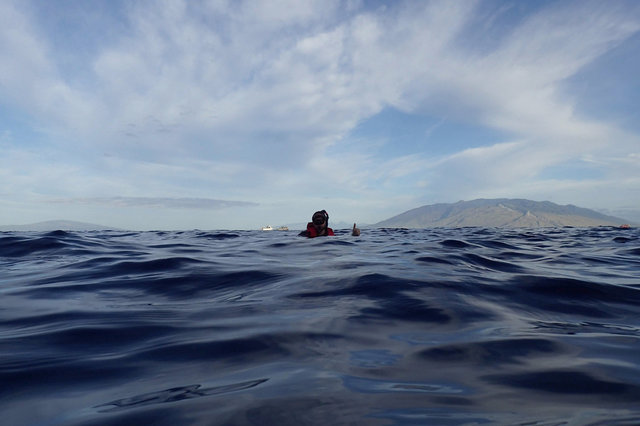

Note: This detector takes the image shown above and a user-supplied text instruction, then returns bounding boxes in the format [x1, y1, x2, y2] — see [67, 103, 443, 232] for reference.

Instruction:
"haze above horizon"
[2, 0, 639, 230]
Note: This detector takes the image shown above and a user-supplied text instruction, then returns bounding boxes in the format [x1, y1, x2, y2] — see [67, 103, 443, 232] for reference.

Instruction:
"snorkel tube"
[312, 210, 329, 228]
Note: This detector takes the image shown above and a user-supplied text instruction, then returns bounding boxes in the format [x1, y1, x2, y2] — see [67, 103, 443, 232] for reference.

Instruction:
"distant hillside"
[375, 199, 632, 228]
[0, 220, 120, 231]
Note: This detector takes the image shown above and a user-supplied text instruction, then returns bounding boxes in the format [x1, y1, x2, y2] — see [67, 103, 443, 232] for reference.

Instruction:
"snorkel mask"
[312, 210, 329, 226]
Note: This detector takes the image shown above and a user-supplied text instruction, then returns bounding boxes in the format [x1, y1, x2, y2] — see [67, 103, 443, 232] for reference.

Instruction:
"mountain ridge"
[374, 199, 633, 228]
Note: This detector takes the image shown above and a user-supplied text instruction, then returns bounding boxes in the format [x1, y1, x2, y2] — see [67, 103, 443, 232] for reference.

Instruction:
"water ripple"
[1, 227, 639, 425]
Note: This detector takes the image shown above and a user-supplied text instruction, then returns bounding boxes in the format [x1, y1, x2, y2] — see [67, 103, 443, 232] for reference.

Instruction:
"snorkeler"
[299, 210, 360, 238]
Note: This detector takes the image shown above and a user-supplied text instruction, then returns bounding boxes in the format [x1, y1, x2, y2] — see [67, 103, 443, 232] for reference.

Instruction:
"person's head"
[312, 210, 329, 229]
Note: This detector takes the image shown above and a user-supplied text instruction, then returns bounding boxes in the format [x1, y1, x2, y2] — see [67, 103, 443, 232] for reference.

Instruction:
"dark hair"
[312, 210, 329, 224]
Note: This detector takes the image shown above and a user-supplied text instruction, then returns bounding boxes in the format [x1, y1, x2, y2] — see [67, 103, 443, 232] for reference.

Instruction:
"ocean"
[1, 227, 639, 425]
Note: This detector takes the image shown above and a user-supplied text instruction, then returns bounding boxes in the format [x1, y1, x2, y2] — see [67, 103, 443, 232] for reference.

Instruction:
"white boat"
[261, 225, 273, 231]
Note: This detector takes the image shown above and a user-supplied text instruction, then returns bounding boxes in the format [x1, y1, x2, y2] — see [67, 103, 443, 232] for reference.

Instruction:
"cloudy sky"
[1, 0, 639, 230]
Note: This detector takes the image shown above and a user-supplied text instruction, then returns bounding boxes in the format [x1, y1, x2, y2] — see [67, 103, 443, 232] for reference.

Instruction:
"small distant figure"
[620, 224, 631, 229]
[299, 210, 334, 237]
[299, 210, 361, 238]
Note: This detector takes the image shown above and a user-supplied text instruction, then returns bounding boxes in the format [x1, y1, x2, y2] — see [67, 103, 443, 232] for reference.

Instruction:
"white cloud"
[51, 196, 258, 209]
[0, 0, 638, 228]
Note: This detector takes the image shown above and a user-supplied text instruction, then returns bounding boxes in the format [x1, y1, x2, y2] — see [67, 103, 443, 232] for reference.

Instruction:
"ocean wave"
[1, 227, 639, 425]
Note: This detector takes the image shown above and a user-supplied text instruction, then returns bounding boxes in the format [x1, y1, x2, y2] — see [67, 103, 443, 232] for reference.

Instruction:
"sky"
[1, 0, 639, 230]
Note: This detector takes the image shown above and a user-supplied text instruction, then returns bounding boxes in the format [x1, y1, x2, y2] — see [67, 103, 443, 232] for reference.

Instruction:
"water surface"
[1, 227, 639, 425]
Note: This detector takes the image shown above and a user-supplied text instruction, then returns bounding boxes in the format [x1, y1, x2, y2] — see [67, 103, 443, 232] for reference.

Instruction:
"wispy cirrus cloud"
[0, 0, 638, 228]
[51, 197, 258, 210]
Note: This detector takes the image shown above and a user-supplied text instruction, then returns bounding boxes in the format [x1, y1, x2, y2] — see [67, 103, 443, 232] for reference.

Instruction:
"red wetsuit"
[304, 222, 334, 238]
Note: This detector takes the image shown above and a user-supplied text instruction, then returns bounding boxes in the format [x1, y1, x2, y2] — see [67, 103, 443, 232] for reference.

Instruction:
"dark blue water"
[1, 227, 639, 425]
